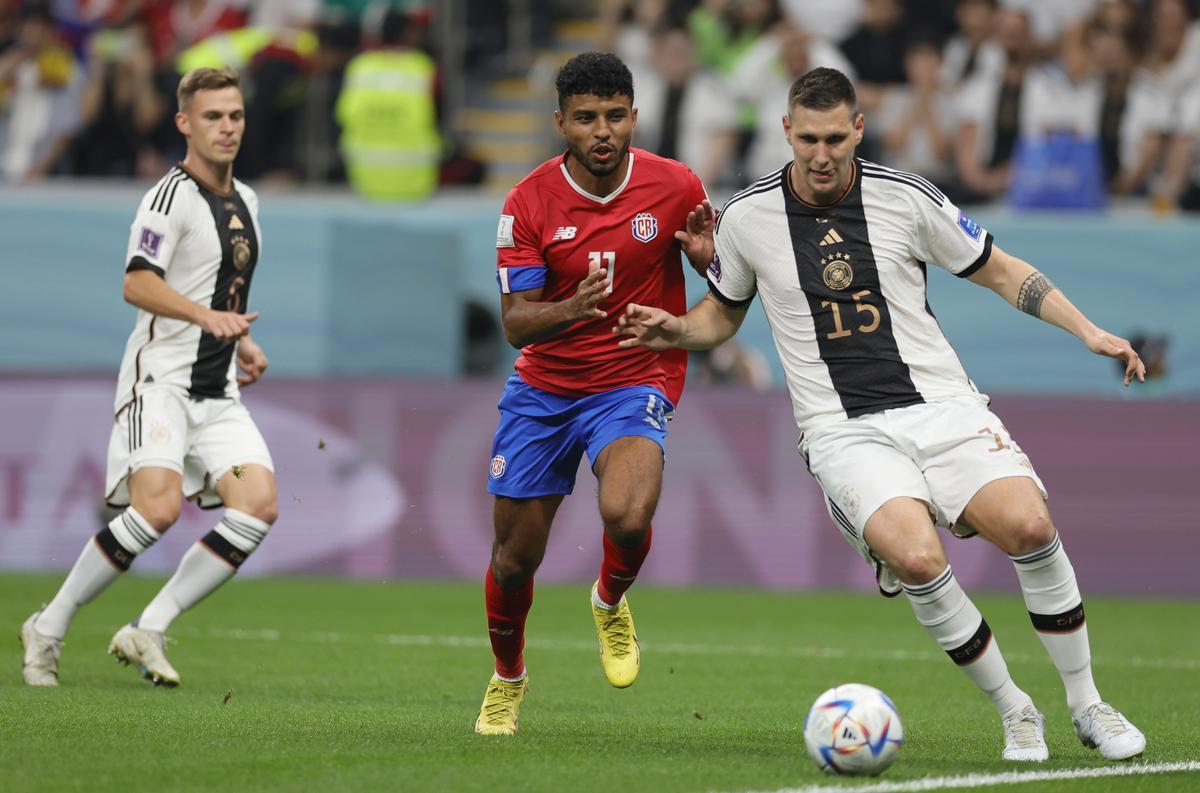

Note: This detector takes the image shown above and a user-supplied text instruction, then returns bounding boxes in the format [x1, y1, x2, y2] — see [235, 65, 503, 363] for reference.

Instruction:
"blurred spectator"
[71, 18, 167, 177]
[687, 0, 785, 75]
[294, 17, 361, 184]
[839, 0, 909, 113]
[1021, 23, 1098, 138]
[0, 2, 84, 181]
[1003, 0, 1100, 57]
[630, 25, 738, 186]
[941, 0, 1003, 91]
[1142, 0, 1200, 110]
[1089, 20, 1171, 193]
[139, 0, 247, 66]
[875, 36, 955, 181]
[1155, 84, 1200, 210]
[336, 8, 440, 200]
[952, 7, 1034, 202]
[727, 23, 855, 183]
[600, 0, 679, 76]
[779, 0, 863, 44]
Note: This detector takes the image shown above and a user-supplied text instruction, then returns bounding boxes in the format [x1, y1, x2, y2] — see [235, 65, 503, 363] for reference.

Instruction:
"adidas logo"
[819, 228, 844, 246]
[552, 226, 577, 241]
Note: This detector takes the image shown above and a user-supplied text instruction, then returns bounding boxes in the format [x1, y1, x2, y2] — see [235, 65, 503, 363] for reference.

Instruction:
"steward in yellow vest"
[335, 12, 440, 201]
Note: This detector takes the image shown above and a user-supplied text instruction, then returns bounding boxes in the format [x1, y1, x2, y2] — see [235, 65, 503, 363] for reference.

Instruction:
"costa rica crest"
[631, 212, 658, 243]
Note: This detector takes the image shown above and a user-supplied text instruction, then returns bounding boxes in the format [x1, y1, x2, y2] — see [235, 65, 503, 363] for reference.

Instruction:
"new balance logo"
[552, 226, 577, 241]
[819, 229, 844, 246]
[489, 627, 515, 636]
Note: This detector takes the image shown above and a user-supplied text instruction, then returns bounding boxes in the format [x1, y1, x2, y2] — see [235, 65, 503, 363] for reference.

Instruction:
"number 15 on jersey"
[588, 251, 615, 295]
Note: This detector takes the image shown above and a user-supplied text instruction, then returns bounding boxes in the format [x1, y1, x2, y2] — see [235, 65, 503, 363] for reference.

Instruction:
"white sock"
[36, 507, 160, 639]
[904, 565, 1032, 718]
[1010, 534, 1101, 716]
[137, 509, 271, 632]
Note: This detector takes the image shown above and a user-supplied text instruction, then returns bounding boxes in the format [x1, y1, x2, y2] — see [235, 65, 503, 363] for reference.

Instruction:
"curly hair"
[555, 52, 634, 111]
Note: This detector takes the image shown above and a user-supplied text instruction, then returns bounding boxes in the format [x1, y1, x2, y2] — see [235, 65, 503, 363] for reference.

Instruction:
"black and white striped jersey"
[115, 165, 262, 413]
[709, 159, 993, 435]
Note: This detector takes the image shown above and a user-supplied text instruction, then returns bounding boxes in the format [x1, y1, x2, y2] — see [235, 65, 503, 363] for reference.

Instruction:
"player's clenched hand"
[236, 335, 269, 386]
[565, 267, 611, 321]
[674, 199, 715, 268]
[200, 309, 258, 340]
[614, 303, 683, 351]
[1084, 328, 1146, 386]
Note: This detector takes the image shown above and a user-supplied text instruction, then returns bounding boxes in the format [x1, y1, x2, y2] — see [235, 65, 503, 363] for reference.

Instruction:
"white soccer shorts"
[801, 395, 1047, 593]
[105, 385, 274, 509]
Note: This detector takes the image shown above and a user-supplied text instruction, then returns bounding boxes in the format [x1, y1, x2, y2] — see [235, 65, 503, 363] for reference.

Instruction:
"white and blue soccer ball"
[803, 683, 904, 776]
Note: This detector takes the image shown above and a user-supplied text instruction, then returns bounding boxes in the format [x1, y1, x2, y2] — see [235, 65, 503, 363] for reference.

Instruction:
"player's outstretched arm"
[967, 245, 1146, 386]
[124, 270, 258, 341]
[615, 293, 747, 352]
[500, 267, 611, 348]
[674, 199, 716, 277]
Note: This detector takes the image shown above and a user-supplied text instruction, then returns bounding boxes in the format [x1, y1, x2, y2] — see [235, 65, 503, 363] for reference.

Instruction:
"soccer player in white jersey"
[617, 68, 1147, 762]
[20, 66, 277, 688]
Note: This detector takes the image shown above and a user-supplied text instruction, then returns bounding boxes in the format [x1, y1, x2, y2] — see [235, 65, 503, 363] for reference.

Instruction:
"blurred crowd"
[603, 0, 1200, 209]
[3, 0, 1200, 210]
[0, 0, 488, 198]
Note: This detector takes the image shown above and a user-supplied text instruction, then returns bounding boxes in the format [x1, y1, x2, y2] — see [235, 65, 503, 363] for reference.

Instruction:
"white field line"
[734, 761, 1200, 793]
[99, 626, 1200, 672]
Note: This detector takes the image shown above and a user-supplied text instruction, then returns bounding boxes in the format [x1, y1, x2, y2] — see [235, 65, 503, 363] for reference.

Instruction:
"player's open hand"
[236, 335, 269, 386]
[566, 267, 611, 321]
[201, 309, 258, 341]
[1084, 328, 1146, 386]
[614, 303, 683, 351]
[674, 199, 716, 270]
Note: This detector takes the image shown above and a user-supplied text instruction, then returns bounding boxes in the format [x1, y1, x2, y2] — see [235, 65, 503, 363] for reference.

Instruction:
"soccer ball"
[803, 683, 904, 776]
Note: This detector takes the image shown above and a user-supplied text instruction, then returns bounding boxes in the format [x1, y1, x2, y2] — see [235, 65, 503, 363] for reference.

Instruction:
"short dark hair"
[788, 67, 857, 114]
[555, 52, 634, 111]
[177, 66, 240, 111]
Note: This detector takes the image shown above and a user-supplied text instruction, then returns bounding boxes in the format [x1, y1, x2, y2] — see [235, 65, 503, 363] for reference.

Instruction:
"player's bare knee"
[1006, 511, 1055, 555]
[491, 553, 536, 589]
[132, 496, 181, 532]
[240, 496, 278, 526]
[599, 498, 654, 547]
[891, 546, 947, 585]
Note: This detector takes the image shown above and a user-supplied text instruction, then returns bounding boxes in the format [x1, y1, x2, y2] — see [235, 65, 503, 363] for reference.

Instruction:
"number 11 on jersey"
[588, 251, 615, 295]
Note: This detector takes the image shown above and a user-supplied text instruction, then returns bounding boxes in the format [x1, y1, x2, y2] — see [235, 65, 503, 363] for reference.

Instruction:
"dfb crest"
[631, 212, 658, 243]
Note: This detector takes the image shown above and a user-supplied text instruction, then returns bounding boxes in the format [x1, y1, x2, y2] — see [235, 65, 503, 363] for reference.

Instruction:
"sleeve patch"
[957, 211, 983, 241]
[707, 254, 722, 282]
[496, 214, 515, 248]
[138, 227, 164, 258]
[497, 265, 547, 294]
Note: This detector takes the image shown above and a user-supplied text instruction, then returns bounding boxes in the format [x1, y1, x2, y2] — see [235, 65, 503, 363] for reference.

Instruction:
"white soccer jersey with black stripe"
[115, 166, 262, 413]
[709, 159, 992, 436]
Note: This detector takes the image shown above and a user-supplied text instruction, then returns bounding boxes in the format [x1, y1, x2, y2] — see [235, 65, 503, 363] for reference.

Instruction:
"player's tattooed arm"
[1016, 272, 1058, 318]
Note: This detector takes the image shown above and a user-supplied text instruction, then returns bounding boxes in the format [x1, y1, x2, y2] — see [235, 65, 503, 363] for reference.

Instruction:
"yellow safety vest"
[336, 49, 440, 201]
[176, 28, 318, 73]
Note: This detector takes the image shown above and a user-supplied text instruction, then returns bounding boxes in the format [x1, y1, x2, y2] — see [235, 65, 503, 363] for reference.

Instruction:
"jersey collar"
[559, 150, 635, 205]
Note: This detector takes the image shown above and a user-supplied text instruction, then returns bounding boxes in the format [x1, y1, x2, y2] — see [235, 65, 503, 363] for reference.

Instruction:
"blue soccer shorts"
[486, 373, 673, 498]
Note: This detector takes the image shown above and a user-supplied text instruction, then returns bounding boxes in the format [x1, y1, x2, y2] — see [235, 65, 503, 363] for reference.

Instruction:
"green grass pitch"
[1, 573, 1197, 792]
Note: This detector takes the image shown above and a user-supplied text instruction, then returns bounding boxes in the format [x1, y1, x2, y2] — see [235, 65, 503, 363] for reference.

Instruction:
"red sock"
[485, 568, 533, 679]
[597, 522, 653, 606]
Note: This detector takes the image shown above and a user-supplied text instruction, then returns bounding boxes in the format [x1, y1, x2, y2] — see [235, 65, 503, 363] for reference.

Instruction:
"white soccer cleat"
[20, 610, 63, 687]
[108, 624, 180, 687]
[1074, 702, 1146, 760]
[1002, 704, 1049, 762]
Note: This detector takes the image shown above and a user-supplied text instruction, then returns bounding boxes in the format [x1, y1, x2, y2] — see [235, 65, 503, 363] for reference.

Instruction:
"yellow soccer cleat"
[591, 581, 639, 688]
[474, 673, 528, 735]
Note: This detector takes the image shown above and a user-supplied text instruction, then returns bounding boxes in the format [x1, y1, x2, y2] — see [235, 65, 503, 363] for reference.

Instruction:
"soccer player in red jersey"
[474, 52, 715, 735]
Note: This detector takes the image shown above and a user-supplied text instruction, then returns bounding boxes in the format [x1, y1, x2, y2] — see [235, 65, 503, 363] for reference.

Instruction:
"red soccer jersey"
[496, 148, 707, 405]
